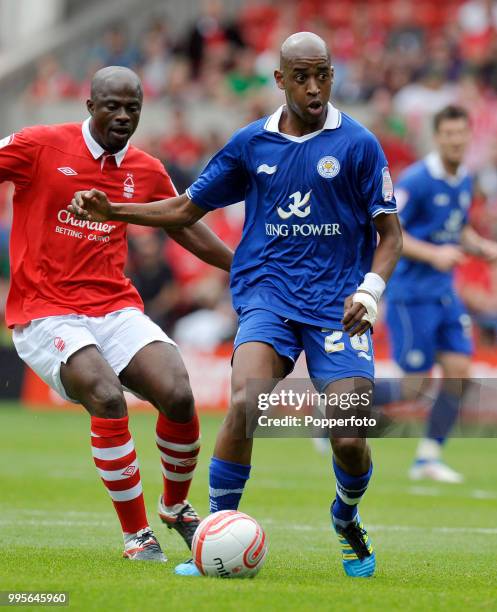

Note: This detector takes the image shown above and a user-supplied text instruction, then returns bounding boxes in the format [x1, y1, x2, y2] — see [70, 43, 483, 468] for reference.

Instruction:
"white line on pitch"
[261, 519, 497, 536]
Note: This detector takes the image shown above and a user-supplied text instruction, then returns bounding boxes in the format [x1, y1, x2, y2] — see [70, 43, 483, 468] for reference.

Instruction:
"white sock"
[416, 438, 442, 462]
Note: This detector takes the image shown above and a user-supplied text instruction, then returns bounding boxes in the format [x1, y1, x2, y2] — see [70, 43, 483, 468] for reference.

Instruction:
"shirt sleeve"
[358, 133, 397, 218]
[150, 162, 179, 201]
[0, 130, 36, 186]
[186, 131, 248, 211]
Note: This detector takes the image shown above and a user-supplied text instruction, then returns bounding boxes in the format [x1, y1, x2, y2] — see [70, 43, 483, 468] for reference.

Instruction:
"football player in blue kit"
[376, 105, 497, 483]
[69, 32, 403, 578]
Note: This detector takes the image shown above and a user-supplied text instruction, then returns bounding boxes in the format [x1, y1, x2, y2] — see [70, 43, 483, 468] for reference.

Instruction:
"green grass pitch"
[1, 403, 496, 611]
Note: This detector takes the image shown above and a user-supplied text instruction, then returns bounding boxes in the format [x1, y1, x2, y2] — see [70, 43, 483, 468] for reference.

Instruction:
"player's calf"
[90, 416, 146, 529]
[206, 382, 257, 513]
[331, 437, 371, 475]
[155, 411, 201, 550]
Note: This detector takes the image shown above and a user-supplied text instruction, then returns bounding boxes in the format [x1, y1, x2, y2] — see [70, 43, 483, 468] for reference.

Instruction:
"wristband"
[356, 272, 386, 303]
[352, 292, 378, 326]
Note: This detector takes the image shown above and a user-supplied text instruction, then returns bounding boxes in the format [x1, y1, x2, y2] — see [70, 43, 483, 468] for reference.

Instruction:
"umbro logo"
[122, 465, 136, 477]
[257, 163, 277, 175]
[57, 167, 78, 176]
[179, 457, 198, 467]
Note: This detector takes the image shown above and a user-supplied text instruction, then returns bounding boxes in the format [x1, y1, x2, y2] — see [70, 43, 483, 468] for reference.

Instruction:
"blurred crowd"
[1, 0, 497, 348]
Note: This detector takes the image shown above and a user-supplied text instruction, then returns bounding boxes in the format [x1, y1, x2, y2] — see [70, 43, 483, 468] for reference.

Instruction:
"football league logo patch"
[381, 166, 393, 202]
[317, 156, 340, 179]
[382, 167, 394, 202]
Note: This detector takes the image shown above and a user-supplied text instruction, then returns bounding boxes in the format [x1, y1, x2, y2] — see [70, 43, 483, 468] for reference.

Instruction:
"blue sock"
[332, 458, 373, 525]
[426, 390, 460, 444]
[209, 457, 251, 512]
[373, 380, 403, 406]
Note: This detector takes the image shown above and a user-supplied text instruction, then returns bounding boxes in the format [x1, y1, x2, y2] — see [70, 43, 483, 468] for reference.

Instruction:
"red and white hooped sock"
[156, 412, 200, 507]
[90, 415, 149, 535]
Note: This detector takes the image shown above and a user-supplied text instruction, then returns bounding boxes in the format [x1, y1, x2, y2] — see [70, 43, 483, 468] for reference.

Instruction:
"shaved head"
[274, 31, 333, 132]
[280, 32, 329, 70]
[87, 66, 143, 153]
[90, 66, 142, 100]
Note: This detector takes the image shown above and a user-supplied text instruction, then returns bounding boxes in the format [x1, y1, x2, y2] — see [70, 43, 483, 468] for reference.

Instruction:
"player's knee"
[443, 363, 471, 380]
[441, 359, 472, 396]
[89, 382, 126, 418]
[157, 380, 195, 421]
[331, 437, 369, 466]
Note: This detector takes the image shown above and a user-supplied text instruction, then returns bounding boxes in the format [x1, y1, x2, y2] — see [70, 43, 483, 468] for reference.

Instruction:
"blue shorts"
[234, 308, 375, 391]
[385, 294, 473, 373]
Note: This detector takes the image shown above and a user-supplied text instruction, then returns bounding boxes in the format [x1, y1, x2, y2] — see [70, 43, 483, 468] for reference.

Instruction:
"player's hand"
[342, 294, 371, 337]
[68, 189, 112, 222]
[431, 245, 465, 271]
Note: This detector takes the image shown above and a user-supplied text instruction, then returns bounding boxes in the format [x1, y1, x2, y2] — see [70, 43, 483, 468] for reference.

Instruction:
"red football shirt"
[0, 121, 176, 327]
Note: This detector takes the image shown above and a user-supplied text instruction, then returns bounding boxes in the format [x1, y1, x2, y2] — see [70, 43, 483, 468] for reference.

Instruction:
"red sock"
[156, 412, 200, 506]
[90, 415, 149, 534]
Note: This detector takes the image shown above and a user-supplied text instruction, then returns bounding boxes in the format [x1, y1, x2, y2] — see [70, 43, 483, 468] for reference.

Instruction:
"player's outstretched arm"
[342, 213, 403, 336]
[166, 223, 233, 273]
[402, 230, 464, 271]
[461, 225, 497, 262]
[69, 189, 206, 228]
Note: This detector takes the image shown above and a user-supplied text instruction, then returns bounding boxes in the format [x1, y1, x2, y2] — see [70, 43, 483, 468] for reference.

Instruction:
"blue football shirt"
[387, 152, 473, 302]
[186, 103, 397, 327]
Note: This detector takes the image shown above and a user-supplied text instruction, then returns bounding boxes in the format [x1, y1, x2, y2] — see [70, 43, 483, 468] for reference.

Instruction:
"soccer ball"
[191, 510, 268, 578]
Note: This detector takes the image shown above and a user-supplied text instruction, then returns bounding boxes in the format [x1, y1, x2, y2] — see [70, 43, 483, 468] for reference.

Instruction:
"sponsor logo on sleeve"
[382, 167, 394, 201]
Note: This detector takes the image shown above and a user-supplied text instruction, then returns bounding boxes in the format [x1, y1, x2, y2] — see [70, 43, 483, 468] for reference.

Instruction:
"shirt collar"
[264, 102, 342, 142]
[82, 118, 129, 167]
[425, 151, 468, 186]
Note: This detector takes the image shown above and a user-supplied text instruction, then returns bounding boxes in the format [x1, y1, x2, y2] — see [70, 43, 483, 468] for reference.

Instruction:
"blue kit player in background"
[376, 105, 497, 483]
[69, 32, 403, 577]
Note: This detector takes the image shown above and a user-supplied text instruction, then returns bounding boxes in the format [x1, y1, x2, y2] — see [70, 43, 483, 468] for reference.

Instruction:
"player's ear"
[274, 69, 285, 91]
[86, 99, 94, 115]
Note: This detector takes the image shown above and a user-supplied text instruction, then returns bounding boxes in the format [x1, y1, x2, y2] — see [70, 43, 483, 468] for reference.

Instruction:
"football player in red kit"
[0, 66, 233, 562]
